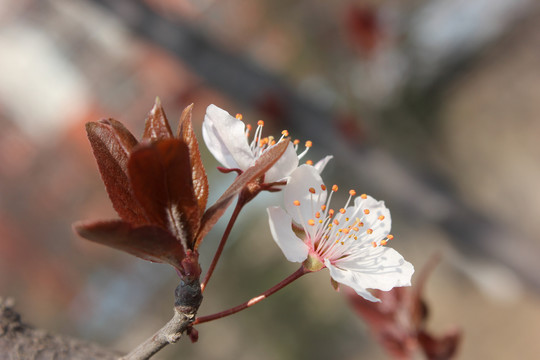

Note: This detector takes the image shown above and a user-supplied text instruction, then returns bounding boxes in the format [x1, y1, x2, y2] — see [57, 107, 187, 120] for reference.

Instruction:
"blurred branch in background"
[88, 0, 540, 295]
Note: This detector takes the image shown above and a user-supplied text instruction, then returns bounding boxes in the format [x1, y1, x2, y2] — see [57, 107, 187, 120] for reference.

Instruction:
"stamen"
[236, 113, 243, 120]
[293, 200, 301, 206]
[306, 160, 314, 165]
[380, 239, 388, 246]
[372, 241, 377, 248]
[367, 229, 373, 234]
[321, 205, 327, 211]
[305, 140, 313, 148]
[332, 185, 338, 192]
[309, 187, 316, 194]
[257, 120, 264, 126]
[293, 139, 300, 145]
[360, 194, 367, 199]
[387, 234, 394, 240]
[333, 219, 340, 225]
[321, 185, 326, 191]
[315, 212, 321, 218]
[308, 219, 315, 226]
[378, 215, 385, 221]
[349, 190, 356, 196]
[339, 208, 346, 214]
[281, 130, 289, 137]
[364, 209, 370, 215]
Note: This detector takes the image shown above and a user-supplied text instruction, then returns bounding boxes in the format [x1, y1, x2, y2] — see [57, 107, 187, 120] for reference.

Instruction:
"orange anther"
[246, 124, 252, 131]
[321, 185, 326, 191]
[306, 160, 314, 165]
[364, 209, 370, 215]
[378, 215, 385, 221]
[281, 130, 289, 136]
[333, 219, 340, 225]
[315, 211, 321, 218]
[360, 194, 367, 199]
[257, 120, 264, 126]
[358, 222, 364, 227]
[305, 140, 313, 148]
[293, 139, 300, 145]
[321, 205, 327, 211]
[329, 209, 335, 216]
[367, 228, 373, 234]
[270, 140, 276, 146]
[236, 113, 243, 120]
[339, 208, 346, 214]
[380, 239, 388, 246]
[342, 229, 350, 234]
[349, 190, 356, 196]
[293, 200, 301, 206]
[387, 234, 394, 240]
[332, 185, 338, 192]
[308, 219, 315, 226]
[372, 241, 377, 248]
[309, 187, 316, 194]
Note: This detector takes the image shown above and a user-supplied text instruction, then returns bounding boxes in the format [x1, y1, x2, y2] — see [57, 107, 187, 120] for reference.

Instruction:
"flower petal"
[312, 155, 333, 174]
[325, 247, 414, 302]
[264, 142, 299, 183]
[353, 195, 392, 241]
[267, 206, 309, 262]
[283, 165, 327, 225]
[202, 104, 254, 170]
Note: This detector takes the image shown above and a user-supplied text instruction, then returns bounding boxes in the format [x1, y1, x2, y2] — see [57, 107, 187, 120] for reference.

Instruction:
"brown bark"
[0, 297, 119, 360]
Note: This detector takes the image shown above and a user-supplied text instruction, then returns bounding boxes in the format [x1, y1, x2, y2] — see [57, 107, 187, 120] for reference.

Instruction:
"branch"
[0, 297, 119, 360]
[120, 309, 193, 360]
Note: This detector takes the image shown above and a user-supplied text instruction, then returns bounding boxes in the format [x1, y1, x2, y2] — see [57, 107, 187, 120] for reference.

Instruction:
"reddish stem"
[200, 199, 245, 293]
[194, 266, 307, 325]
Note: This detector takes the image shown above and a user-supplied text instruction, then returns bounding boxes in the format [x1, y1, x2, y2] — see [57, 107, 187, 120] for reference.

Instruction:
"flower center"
[240, 114, 313, 162]
[293, 186, 393, 262]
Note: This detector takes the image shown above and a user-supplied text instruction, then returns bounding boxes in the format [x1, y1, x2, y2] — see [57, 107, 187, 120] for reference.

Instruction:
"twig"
[201, 198, 244, 293]
[195, 266, 307, 325]
[120, 308, 194, 360]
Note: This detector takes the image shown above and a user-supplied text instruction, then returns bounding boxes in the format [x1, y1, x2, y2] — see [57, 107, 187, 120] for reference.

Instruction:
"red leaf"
[177, 104, 209, 219]
[142, 97, 174, 142]
[128, 139, 200, 249]
[418, 330, 461, 360]
[85, 119, 148, 225]
[195, 139, 290, 248]
[74, 220, 185, 270]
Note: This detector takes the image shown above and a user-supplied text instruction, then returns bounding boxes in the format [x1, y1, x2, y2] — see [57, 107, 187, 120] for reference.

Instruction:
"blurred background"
[1, 0, 540, 358]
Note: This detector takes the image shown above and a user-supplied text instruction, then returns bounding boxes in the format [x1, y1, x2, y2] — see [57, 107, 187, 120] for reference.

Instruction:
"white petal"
[202, 105, 254, 170]
[324, 247, 414, 302]
[312, 155, 333, 174]
[267, 206, 310, 262]
[283, 165, 327, 225]
[264, 142, 299, 183]
[353, 195, 391, 241]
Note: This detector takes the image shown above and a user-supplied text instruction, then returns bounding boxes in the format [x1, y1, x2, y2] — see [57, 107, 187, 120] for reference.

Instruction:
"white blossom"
[267, 165, 414, 301]
[203, 104, 331, 183]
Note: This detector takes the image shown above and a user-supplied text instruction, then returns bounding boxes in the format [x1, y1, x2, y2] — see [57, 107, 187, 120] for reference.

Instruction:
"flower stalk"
[201, 198, 246, 293]
[195, 266, 307, 325]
